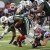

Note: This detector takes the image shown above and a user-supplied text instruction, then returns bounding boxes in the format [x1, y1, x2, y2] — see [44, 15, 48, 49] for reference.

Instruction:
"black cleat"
[0, 36, 3, 39]
[32, 43, 37, 48]
[13, 41, 17, 46]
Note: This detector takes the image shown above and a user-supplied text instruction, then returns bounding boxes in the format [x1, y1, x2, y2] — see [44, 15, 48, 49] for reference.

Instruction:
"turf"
[0, 25, 50, 50]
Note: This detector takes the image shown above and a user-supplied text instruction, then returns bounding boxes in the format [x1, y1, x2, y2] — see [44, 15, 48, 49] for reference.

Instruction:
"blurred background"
[1, 0, 20, 4]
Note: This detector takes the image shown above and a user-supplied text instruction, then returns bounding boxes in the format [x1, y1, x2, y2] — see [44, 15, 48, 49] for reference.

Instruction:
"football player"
[0, 13, 16, 44]
[31, 0, 50, 26]
[32, 21, 50, 48]
[4, 2, 17, 15]
[13, 15, 29, 47]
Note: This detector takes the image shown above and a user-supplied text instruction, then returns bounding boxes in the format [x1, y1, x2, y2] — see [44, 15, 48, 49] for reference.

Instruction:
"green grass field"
[0, 25, 50, 50]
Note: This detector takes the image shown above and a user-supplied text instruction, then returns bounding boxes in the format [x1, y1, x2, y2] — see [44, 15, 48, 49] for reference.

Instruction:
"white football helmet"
[0, 16, 8, 24]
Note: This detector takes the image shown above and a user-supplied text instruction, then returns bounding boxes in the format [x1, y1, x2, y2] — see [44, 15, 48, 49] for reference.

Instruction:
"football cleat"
[0, 36, 3, 39]
[32, 43, 37, 48]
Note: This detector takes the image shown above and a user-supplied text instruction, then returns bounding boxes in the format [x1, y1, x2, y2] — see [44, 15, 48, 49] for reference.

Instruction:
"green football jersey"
[43, 1, 50, 16]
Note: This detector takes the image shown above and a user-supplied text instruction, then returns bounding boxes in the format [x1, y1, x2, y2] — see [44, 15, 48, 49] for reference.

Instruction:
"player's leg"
[15, 17, 30, 46]
[41, 32, 49, 46]
[13, 21, 26, 47]
[41, 38, 48, 46]
[13, 32, 26, 47]
[13, 24, 26, 47]
[0, 25, 10, 39]
[24, 17, 33, 43]
[13, 17, 29, 47]
[32, 37, 41, 48]
[9, 25, 16, 44]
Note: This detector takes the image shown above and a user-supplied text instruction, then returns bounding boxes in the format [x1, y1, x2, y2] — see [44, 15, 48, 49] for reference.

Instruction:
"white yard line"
[0, 40, 10, 42]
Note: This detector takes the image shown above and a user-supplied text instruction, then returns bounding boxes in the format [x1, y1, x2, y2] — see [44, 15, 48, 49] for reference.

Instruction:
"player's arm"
[31, 3, 44, 13]
[16, 4, 23, 14]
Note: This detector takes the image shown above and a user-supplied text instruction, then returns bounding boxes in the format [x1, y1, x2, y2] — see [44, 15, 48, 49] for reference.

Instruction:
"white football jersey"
[35, 0, 44, 6]
[8, 16, 14, 23]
